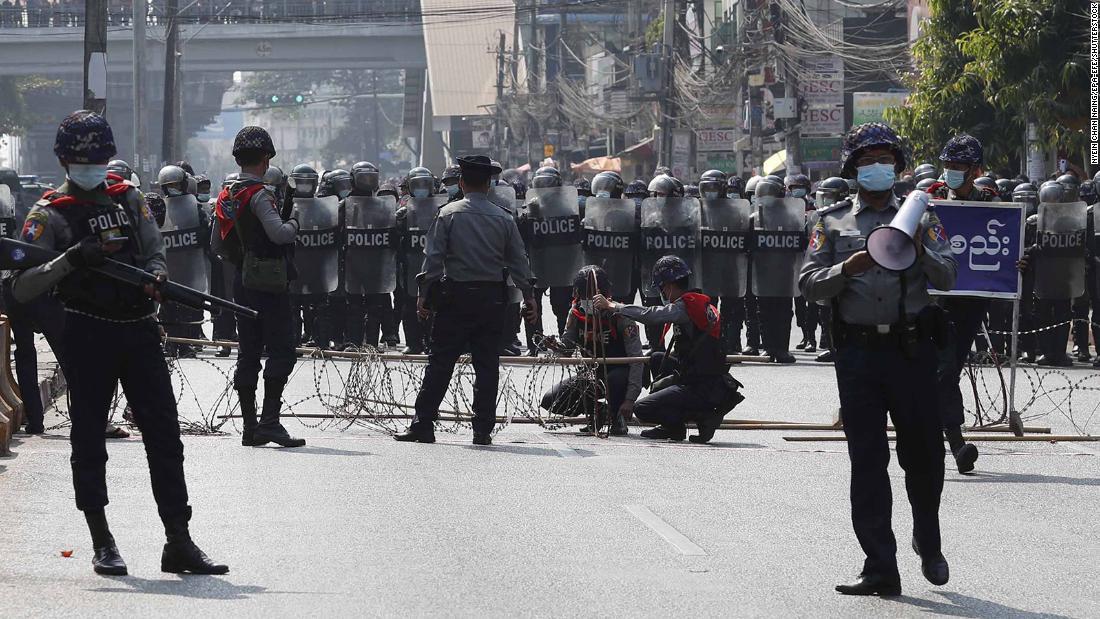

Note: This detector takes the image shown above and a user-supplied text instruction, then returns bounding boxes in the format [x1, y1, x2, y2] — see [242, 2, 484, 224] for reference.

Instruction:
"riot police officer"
[343, 161, 399, 350]
[927, 134, 995, 474]
[697, 169, 747, 356]
[214, 126, 305, 449]
[521, 165, 575, 339]
[157, 164, 209, 357]
[801, 122, 955, 596]
[638, 174, 690, 352]
[786, 173, 817, 353]
[809, 177, 850, 363]
[12, 110, 227, 576]
[288, 164, 320, 345]
[737, 175, 764, 355]
[440, 164, 463, 203]
[396, 167, 439, 354]
[751, 176, 799, 363]
[394, 155, 538, 446]
[1012, 182, 1041, 362]
[315, 169, 352, 350]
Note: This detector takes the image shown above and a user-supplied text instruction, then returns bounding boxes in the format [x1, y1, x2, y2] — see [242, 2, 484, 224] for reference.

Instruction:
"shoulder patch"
[22, 209, 49, 242]
[809, 220, 827, 251]
[925, 211, 948, 244]
[817, 198, 852, 216]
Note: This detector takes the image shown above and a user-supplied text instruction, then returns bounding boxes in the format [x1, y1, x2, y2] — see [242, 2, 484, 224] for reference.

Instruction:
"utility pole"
[161, 0, 180, 163]
[132, 0, 147, 186]
[783, 74, 801, 175]
[659, 0, 676, 168]
[495, 32, 506, 159]
[371, 71, 381, 163]
[83, 0, 108, 114]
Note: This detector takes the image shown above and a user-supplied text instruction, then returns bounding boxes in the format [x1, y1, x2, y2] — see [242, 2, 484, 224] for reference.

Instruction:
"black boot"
[161, 518, 229, 575]
[237, 386, 259, 447]
[85, 509, 127, 575]
[639, 425, 686, 441]
[253, 380, 306, 448]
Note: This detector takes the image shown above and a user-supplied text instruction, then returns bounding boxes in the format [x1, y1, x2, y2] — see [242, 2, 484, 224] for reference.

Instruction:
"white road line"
[1060, 442, 1100, 456]
[625, 504, 706, 556]
[543, 432, 581, 458]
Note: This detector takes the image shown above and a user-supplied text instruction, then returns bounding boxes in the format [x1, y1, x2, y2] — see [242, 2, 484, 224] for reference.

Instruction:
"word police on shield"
[867, 191, 930, 271]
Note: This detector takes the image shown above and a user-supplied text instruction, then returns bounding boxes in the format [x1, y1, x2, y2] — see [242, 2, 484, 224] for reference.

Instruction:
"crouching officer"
[213, 126, 305, 448]
[540, 266, 644, 435]
[11, 110, 226, 576]
[800, 122, 956, 596]
[394, 155, 538, 446]
[593, 255, 743, 444]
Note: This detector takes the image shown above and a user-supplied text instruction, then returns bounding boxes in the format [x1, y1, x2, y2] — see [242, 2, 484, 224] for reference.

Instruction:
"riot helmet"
[351, 161, 380, 195]
[698, 169, 727, 201]
[262, 165, 287, 188]
[647, 174, 684, 198]
[784, 173, 811, 199]
[623, 179, 648, 198]
[318, 169, 352, 200]
[915, 178, 936, 193]
[574, 178, 592, 197]
[684, 184, 700, 198]
[893, 177, 915, 200]
[222, 172, 239, 189]
[406, 167, 435, 199]
[440, 164, 462, 198]
[1079, 180, 1097, 205]
[815, 177, 849, 208]
[107, 159, 134, 182]
[195, 175, 212, 202]
[1057, 173, 1081, 202]
[1012, 182, 1038, 207]
[291, 164, 319, 198]
[913, 163, 938, 183]
[185, 174, 198, 197]
[726, 176, 745, 199]
[754, 175, 785, 200]
[995, 178, 1017, 201]
[973, 176, 997, 195]
[1038, 180, 1065, 204]
[531, 166, 563, 189]
[744, 175, 762, 199]
[377, 183, 398, 199]
[591, 171, 624, 199]
[157, 165, 189, 197]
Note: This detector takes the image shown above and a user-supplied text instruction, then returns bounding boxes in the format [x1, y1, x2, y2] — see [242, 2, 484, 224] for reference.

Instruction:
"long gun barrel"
[0, 238, 258, 319]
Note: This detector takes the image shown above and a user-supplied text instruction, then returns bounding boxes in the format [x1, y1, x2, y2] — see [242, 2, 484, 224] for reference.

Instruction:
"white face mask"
[197, 193, 210, 203]
[68, 163, 108, 191]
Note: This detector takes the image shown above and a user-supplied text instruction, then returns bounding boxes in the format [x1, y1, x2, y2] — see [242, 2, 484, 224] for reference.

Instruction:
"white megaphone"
[866, 190, 930, 272]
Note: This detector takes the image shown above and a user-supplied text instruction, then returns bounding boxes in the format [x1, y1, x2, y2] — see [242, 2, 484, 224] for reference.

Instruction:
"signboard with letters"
[929, 201, 1025, 299]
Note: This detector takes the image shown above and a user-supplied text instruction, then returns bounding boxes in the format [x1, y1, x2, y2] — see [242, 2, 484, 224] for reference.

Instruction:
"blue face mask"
[595, 190, 611, 198]
[856, 163, 895, 192]
[445, 184, 460, 197]
[702, 191, 719, 201]
[412, 188, 430, 199]
[197, 193, 210, 203]
[68, 163, 108, 191]
[944, 169, 967, 190]
[790, 188, 807, 198]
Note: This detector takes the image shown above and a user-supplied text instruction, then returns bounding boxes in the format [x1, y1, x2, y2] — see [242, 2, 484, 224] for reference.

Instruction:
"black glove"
[64, 237, 108, 268]
[281, 192, 295, 221]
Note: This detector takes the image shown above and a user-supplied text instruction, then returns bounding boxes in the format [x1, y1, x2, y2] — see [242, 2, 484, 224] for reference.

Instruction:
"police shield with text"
[397, 170, 446, 354]
[1030, 181, 1087, 366]
[582, 171, 636, 302]
[750, 176, 804, 363]
[290, 165, 340, 346]
[342, 161, 398, 349]
[11, 110, 228, 576]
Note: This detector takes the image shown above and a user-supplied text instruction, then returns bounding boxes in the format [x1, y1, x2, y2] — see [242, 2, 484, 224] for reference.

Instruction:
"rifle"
[0, 237, 258, 319]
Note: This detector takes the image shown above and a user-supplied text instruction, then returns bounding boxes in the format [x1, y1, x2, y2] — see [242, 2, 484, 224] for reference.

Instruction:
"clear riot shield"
[699, 198, 751, 298]
[582, 196, 637, 300]
[1035, 201, 1087, 300]
[0, 185, 15, 239]
[290, 195, 341, 295]
[751, 197, 806, 297]
[344, 195, 397, 295]
[161, 193, 209, 293]
[489, 184, 518, 215]
[402, 195, 446, 293]
[526, 185, 584, 287]
[639, 197, 701, 299]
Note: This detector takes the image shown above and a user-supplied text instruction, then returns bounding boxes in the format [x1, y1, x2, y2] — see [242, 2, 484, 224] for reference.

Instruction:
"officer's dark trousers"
[233, 274, 296, 388]
[718, 296, 742, 355]
[293, 293, 332, 347]
[160, 302, 204, 343]
[64, 314, 190, 521]
[346, 293, 396, 348]
[937, 298, 990, 431]
[835, 338, 944, 577]
[735, 293, 761, 349]
[987, 299, 1014, 356]
[211, 260, 237, 341]
[400, 293, 429, 351]
[328, 293, 346, 347]
[795, 296, 818, 344]
[413, 293, 506, 435]
[541, 365, 629, 419]
[818, 304, 833, 349]
[1071, 293, 1099, 356]
[3, 290, 44, 429]
[633, 382, 713, 432]
[1035, 299, 1072, 361]
[757, 296, 794, 354]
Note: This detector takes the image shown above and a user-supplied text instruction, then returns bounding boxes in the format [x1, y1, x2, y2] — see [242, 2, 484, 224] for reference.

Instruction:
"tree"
[885, 0, 1088, 173]
[0, 76, 62, 136]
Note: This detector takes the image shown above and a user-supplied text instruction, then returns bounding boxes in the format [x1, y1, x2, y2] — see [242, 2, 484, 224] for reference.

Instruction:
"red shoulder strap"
[680, 292, 721, 338]
[40, 179, 132, 208]
[215, 182, 265, 240]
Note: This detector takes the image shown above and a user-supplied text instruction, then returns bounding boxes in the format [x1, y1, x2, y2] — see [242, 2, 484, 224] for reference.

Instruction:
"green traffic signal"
[295, 94, 305, 104]
[270, 94, 280, 103]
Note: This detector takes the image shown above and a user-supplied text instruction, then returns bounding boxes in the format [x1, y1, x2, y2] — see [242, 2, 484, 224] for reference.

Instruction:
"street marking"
[625, 504, 706, 556]
[1061, 442, 1100, 456]
[543, 432, 581, 458]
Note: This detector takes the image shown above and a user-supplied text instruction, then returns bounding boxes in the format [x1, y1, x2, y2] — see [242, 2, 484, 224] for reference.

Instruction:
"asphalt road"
[3, 340, 1099, 617]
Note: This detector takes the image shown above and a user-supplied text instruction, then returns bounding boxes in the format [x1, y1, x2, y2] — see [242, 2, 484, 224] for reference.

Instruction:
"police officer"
[593, 255, 734, 443]
[1012, 182, 1041, 363]
[810, 177, 850, 363]
[394, 155, 538, 446]
[738, 175, 763, 355]
[786, 173, 818, 353]
[522, 165, 574, 337]
[540, 266, 643, 435]
[213, 126, 305, 449]
[209, 172, 252, 357]
[288, 164, 320, 345]
[440, 164, 463, 203]
[801, 122, 955, 595]
[395, 167, 437, 354]
[315, 169, 352, 350]
[343, 161, 399, 350]
[156, 164, 208, 357]
[12, 110, 227, 575]
[926, 134, 995, 474]
[751, 176, 798, 363]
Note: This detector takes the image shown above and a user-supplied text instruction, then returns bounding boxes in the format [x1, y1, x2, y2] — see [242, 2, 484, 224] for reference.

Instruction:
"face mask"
[944, 169, 968, 190]
[68, 163, 108, 190]
[298, 182, 315, 196]
[337, 189, 351, 200]
[197, 193, 210, 203]
[165, 187, 184, 198]
[412, 188, 430, 199]
[791, 188, 807, 198]
[702, 191, 719, 201]
[445, 185, 460, 197]
[856, 163, 895, 192]
[595, 190, 611, 198]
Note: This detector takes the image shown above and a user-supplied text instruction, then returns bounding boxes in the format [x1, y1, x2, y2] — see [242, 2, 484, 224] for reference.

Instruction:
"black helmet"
[684, 184, 700, 198]
[573, 178, 592, 197]
[1056, 173, 1080, 202]
[784, 173, 811, 199]
[624, 179, 648, 198]
[1012, 182, 1037, 203]
[107, 159, 134, 181]
[572, 265, 611, 299]
[441, 164, 461, 184]
[531, 166, 562, 189]
[351, 161, 379, 194]
[754, 176, 785, 199]
[846, 178, 860, 194]
[726, 176, 745, 199]
[291, 164, 319, 197]
[1079, 180, 1097, 205]
[377, 182, 398, 198]
[510, 178, 527, 200]
[319, 169, 352, 199]
[744, 175, 763, 198]
[654, 165, 672, 178]
[995, 178, 1017, 200]
[406, 166, 436, 199]
[698, 169, 727, 200]
[913, 163, 938, 183]
[892, 177, 915, 200]
[232, 125, 276, 159]
[648, 174, 684, 198]
[815, 176, 849, 208]
[222, 172, 239, 189]
[591, 171, 624, 199]
[1038, 180, 1064, 203]
[973, 176, 997, 194]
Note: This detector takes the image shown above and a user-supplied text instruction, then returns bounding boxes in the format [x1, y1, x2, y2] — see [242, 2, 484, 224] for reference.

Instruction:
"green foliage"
[645, 14, 664, 48]
[0, 76, 62, 135]
[885, 0, 1088, 171]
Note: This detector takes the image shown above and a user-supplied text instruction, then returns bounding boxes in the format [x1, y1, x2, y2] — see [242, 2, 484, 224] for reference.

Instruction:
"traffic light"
[264, 93, 310, 105]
